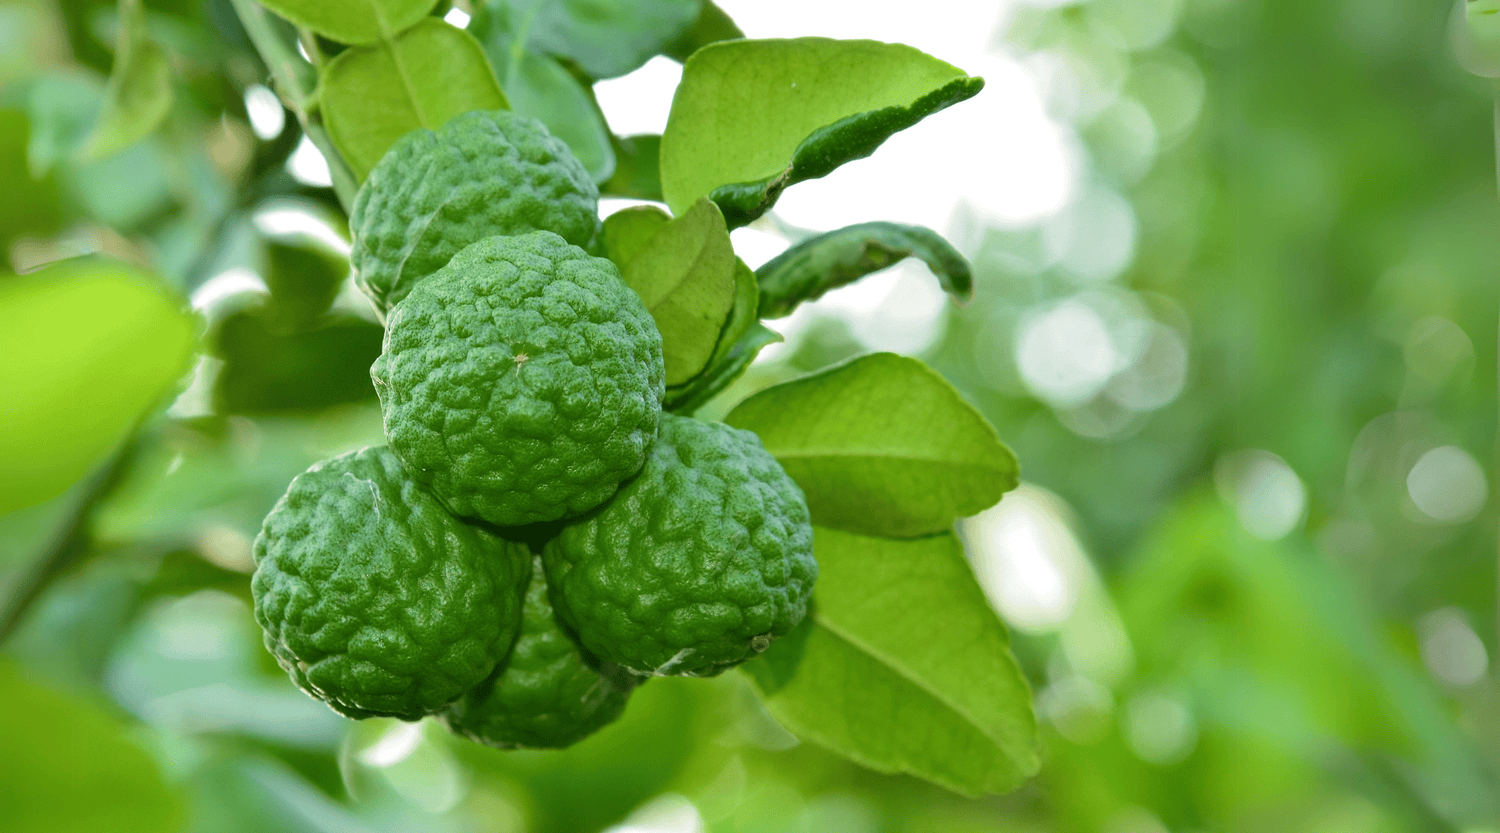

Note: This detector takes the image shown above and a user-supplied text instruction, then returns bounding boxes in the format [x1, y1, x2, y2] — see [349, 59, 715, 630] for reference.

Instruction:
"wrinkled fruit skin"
[350, 110, 600, 314]
[251, 446, 530, 721]
[372, 232, 665, 527]
[440, 555, 637, 749]
[543, 414, 817, 677]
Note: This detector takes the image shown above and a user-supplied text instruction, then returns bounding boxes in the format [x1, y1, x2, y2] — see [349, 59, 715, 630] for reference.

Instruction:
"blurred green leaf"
[601, 203, 670, 266]
[262, 237, 349, 331]
[212, 309, 383, 414]
[757, 221, 973, 319]
[601, 132, 662, 200]
[254, 0, 437, 46]
[320, 19, 507, 179]
[494, 0, 699, 79]
[19, 73, 104, 176]
[0, 657, 185, 833]
[0, 108, 65, 255]
[726, 353, 1018, 537]
[0, 258, 196, 516]
[660, 38, 983, 225]
[746, 528, 1039, 796]
[662, 0, 744, 63]
[77, 0, 174, 162]
[619, 197, 737, 385]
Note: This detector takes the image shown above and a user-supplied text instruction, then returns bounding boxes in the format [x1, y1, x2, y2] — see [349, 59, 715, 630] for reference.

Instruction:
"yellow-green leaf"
[745, 529, 1039, 796]
[321, 19, 508, 179]
[725, 352, 1017, 537]
[661, 38, 983, 225]
[0, 258, 197, 515]
[254, 0, 438, 46]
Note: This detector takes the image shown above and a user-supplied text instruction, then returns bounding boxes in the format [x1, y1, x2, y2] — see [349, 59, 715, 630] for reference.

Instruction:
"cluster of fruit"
[251, 111, 817, 749]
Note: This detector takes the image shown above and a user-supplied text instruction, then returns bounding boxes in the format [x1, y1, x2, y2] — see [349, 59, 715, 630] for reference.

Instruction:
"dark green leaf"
[602, 133, 663, 200]
[254, 0, 438, 46]
[619, 197, 737, 385]
[757, 221, 972, 319]
[78, 0, 174, 162]
[745, 528, 1039, 796]
[320, 19, 508, 179]
[0, 258, 197, 515]
[473, 9, 615, 181]
[665, 321, 781, 415]
[725, 352, 1017, 537]
[662, 0, 744, 63]
[601, 204, 670, 267]
[262, 236, 349, 330]
[497, 0, 699, 79]
[661, 38, 983, 226]
[212, 309, 383, 414]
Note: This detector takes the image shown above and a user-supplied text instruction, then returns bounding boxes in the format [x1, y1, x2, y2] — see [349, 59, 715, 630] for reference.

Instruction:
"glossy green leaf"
[620, 197, 737, 385]
[757, 221, 973, 319]
[725, 352, 1017, 537]
[665, 321, 780, 415]
[663, 0, 744, 63]
[77, 0, 173, 162]
[602, 204, 671, 267]
[664, 256, 759, 410]
[320, 19, 507, 179]
[745, 528, 1039, 796]
[254, 0, 438, 46]
[499, 0, 700, 79]
[0, 659, 185, 832]
[0, 258, 196, 516]
[602, 133, 663, 200]
[661, 38, 983, 225]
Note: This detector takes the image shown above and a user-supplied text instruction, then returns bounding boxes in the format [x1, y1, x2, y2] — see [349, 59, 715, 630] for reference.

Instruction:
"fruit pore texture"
[543, 413, 817, 677]
[350, 109, 600, 315]
[251, 446, 530, 721]
[372, 232, 665, 527]
[440, 555, 636, 749]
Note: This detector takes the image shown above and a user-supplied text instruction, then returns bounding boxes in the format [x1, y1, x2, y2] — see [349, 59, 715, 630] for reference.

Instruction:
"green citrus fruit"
[372, 231, 665, 527]
[251, 446, 530, 721]
[543, 413, 817, 677]
[440, 555, 637, 749]
[349, 109, 600, 314]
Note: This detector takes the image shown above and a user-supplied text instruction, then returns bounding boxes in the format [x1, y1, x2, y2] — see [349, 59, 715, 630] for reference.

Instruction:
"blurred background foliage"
[3, 0, 1500, 831]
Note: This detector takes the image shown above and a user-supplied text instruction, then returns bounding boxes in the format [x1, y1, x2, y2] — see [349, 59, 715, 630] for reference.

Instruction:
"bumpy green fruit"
[349, 110, 600, 314]
[372, 231, 665, 527]
[543, 414, 817, 677]
[440, 555, 637, 749]
[251, 446, 529, 721]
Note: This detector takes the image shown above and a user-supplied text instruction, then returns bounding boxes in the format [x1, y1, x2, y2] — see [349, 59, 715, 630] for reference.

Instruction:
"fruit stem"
[227, 0, 359, 213]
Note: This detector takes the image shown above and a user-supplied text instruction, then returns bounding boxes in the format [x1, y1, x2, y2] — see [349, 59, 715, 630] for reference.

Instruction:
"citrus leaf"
[724, 352, 1017, 537]
[473, 12, 616, 181]
[665, 321, 781, 415]
[620, 197, 737, 385]
[498, 0, 700, 79]
[602, 204, 671, 267]
[660, 38, 983, 225]
[212, 310, 383, 414]
[757, 221, 972, 319]
[663, 0, 744, 63]
[77, 0, 173, 162]
[0, 257, 196, 516]
[253, 0, 438, 46]
[0, 658, 186, 833]
[744, 528, 1039, 796]
[320, 19, 508, 179]
[602, 133, 663, 200]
